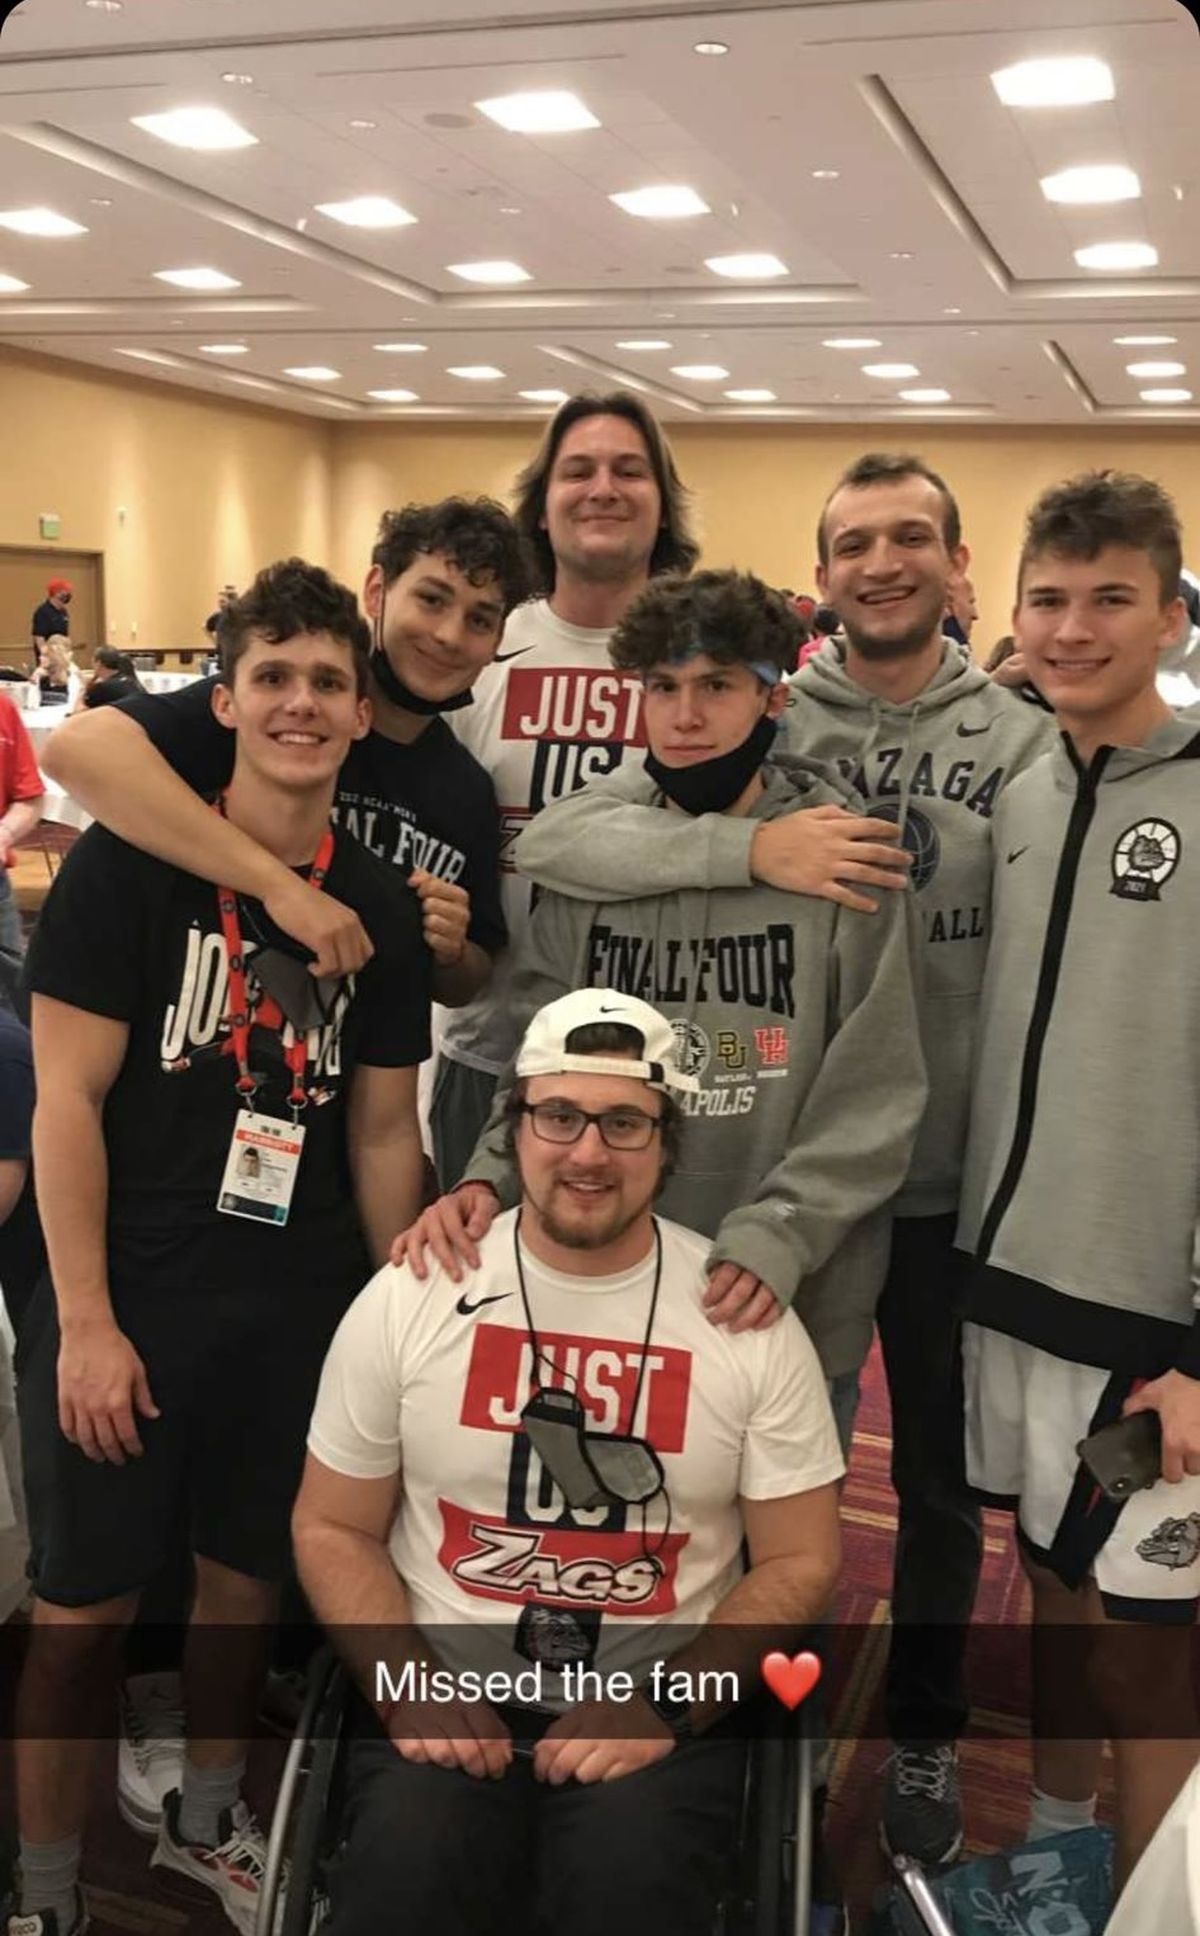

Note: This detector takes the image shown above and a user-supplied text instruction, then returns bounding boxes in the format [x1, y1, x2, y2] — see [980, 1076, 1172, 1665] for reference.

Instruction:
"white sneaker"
[151, 1791, 268, 1936]
[117, 1672, 186, 1837]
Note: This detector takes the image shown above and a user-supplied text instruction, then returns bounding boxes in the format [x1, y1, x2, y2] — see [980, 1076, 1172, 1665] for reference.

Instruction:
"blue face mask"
[644, 710, 777, 816]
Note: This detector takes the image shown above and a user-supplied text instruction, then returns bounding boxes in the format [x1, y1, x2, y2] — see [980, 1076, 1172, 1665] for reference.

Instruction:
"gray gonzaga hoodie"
[467, 754, 927, 1377]
[516, 641, 1052, 1217]
[957, 714, 1200, 1378]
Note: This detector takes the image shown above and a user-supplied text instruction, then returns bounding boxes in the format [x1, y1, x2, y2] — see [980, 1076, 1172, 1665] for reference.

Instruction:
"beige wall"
[0, 347, 334, 650]
[4, 348, 1199, 653]
[334, 419, 1200, 654]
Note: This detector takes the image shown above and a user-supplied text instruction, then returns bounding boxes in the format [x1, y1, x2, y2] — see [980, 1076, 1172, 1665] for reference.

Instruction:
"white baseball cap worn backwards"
[516, 989, 698, 1094]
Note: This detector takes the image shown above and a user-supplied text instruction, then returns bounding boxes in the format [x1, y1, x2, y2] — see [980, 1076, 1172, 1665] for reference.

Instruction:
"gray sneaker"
[880, 1742, 963, 1866]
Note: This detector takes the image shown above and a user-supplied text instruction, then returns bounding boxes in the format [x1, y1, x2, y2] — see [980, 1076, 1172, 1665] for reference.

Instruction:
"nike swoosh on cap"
[455, 1291, 512, 1317]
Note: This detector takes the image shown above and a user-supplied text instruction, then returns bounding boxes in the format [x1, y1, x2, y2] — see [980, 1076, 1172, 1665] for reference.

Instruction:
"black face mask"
[644, 710, 777, 816]
[368, 640, 474, 715]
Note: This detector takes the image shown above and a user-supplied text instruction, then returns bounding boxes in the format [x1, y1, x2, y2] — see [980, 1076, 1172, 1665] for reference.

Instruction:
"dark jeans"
[324, 1704, 746, 1936]
[876, 1212, 983, 1743]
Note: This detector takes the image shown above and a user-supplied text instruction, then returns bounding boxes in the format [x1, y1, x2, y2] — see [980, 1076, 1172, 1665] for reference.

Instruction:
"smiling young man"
[8, 562, 431, 1936]
[956, 472, 1200, 1883]
[508, 453, 1054, 1863]
[430, 392, 700, 1186]
[294, 989, 843, 1936]
[399, 571, 926, 1426]
[41, 498, 529, 1006]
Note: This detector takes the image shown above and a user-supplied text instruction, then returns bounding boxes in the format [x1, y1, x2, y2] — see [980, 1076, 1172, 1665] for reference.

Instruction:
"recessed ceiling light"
[447, 365, 505, 381]
[1074, 241, 1158, 271]
[368, 388, 419, 402]
[374, 341, 427, 353]
[85, 1, 122, 11]
[200, 343, 249, 355]
[943, 306, 962, 316]
[447, 260, 530, 284]
[221, 73, 254, 86]
[116, 349, 182, 366]
[889, 251, 914, 261]
[863, 362, 920, 379]
[0, 207, 86, 238]
[89, 197, 113, 208]
[1041, 164, 1140, 205]
[694, 40, 729, 55]
[1114, 334, 1177, 345]
[811, 170, 840, 182]
[520, 389, 569, 403]
[1127, 360, 1186, 378]
[617, 339, 672, 350]
[671, 363, 729, 380]
[131, 107, 257, 151]
[154, 266, 241, 290]
[900, 388, 951, 404]
[706, 252, 787, 279]
[283, 366, 341, 381]
[991, 57, 1114, 108]
[314, 196, 416, 229]
[610, 185, 710, 220]
[475, 91, 598, 134]
[349, 119, 377, 131]
[823, 336, 881, 349]
[725, 388, 776, 402]
[1140, 388, 1192, 403]
[0, 274, 30, 294]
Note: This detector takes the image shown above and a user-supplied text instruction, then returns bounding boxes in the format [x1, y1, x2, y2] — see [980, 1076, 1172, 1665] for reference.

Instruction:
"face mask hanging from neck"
[644, 709, 778, 816]
[369, 607, 474, 716]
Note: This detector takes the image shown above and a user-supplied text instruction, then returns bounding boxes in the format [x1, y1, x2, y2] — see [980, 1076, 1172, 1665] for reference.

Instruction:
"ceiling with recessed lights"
[0, 0, 1197, 423]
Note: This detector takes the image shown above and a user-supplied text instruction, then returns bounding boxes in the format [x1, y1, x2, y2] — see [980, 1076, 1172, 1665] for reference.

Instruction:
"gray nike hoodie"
[957, 714, 1200, 1377]
[467, 754, 927, 1377]
[515, 641, 1053, 1216]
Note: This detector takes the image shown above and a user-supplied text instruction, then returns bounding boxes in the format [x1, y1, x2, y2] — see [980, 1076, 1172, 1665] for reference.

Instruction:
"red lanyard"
[216, 827, 335, 1115]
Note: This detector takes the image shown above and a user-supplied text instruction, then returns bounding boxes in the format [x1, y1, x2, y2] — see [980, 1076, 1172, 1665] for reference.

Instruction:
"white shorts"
[963, 1324, 1200, 1622]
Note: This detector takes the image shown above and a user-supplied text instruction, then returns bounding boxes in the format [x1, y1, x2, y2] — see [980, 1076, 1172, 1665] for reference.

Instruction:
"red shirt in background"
[0, 695, 44, 811]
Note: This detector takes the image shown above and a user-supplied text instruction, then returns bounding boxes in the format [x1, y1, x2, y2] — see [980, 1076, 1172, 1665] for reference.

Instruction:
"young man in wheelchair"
[294, 989, 843, 1935]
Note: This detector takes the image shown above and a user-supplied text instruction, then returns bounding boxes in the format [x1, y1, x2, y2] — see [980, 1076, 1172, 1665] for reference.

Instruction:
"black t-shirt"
[25, 824, 431, 1299]
[118, 679, 506, 955]
[31, 601, 69, 641]
[84, 673, 142, 710]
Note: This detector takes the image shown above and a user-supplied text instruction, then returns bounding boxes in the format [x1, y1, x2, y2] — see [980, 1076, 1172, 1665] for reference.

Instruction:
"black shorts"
[17, 1268, 351, 1607]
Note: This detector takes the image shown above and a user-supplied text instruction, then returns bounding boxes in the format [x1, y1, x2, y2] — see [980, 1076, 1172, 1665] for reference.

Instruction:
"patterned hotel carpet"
[824, 1339, 1113, 1930]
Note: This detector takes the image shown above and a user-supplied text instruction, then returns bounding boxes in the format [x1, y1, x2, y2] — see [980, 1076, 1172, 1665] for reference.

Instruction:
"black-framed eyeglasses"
[517, 1100, 664, 1151]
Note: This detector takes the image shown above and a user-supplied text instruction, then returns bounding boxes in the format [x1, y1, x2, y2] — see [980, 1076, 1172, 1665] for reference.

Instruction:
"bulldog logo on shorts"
[1110, 819, 1181, 902]
[1136, 1513, 1200, 1570]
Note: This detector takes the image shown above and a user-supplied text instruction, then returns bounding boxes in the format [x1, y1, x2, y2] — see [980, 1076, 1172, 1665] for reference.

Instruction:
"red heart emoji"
[761, 1649, 822, 1711]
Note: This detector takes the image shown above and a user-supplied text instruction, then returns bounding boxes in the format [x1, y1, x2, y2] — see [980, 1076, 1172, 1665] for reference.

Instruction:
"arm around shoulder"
[514, 763, 756, 901]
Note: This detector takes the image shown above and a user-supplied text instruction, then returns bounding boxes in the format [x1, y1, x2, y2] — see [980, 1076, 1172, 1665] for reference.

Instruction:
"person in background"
[295, 988, 843, 1936]
[204, 586, 238, 640]
[943, 572, 978, 650]
[956, 471, 1200, 1887]
[76, 650, 142, 714]
[0, 694, 44, 962]
[8, 559, 431, 1936]
[30, 581, 71, 656]
[31, 640, 74, 704]
[430, 391, 700, 1188]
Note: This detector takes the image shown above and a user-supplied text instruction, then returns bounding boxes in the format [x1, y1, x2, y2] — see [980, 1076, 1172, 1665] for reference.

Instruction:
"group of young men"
[1, 391, 1194, 1936]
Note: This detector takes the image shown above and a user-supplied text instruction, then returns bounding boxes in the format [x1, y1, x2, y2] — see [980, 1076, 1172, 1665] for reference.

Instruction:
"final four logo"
[1110, 819, 1181, 902]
